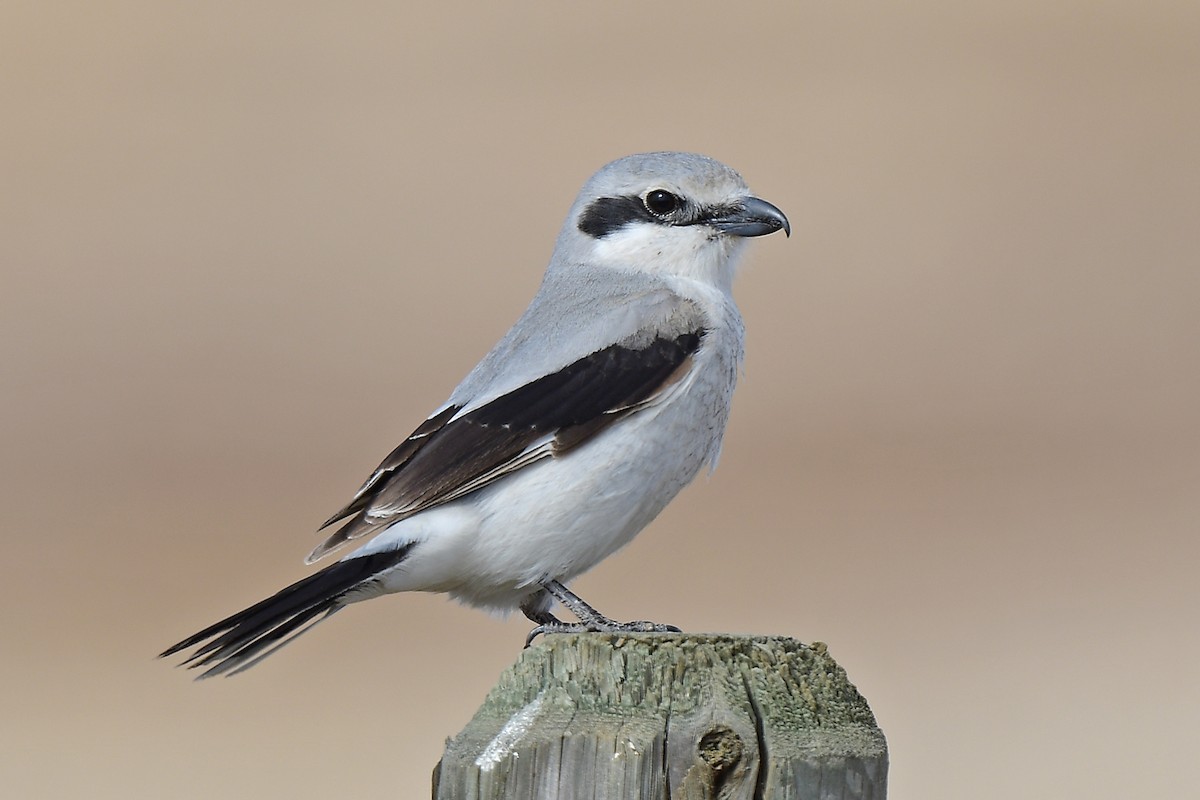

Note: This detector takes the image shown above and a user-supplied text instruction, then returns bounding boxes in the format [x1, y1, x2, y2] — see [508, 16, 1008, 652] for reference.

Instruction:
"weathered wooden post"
[433, 634, 887, 799]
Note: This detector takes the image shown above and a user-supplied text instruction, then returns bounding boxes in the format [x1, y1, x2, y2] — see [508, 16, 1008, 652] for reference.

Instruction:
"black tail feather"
[161, 547, 411, 678]
[187, 603, 340, 678]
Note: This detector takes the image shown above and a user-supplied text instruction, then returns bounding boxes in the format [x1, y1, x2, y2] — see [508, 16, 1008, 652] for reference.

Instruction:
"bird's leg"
[519, 589, 564, 626]
[524, 579, 681, 647]
[541, 580, 618, 626]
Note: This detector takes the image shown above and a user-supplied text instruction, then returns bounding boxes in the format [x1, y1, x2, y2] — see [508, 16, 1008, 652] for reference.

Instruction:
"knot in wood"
[697, 725, 743, 774]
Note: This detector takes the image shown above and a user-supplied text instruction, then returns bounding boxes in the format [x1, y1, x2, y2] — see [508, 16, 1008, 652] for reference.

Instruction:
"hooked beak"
[706, 196, 790, 238]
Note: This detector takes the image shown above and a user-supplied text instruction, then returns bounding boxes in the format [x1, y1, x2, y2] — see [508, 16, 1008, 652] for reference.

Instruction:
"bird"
[161, 151, 789, 677]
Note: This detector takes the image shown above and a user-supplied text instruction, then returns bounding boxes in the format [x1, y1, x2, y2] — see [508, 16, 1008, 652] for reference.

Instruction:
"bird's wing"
[307, 311, 706, 564]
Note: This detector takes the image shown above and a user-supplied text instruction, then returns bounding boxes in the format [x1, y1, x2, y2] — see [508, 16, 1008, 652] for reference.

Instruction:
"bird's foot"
[524, 618, 681, 647]
[521, 579, 680, 647]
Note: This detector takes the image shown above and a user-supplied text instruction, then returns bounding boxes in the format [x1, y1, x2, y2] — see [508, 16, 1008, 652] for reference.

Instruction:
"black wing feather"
[306, 331, 704, 562]
[306, 330, 704, 562]
[319, 404, 461, 529]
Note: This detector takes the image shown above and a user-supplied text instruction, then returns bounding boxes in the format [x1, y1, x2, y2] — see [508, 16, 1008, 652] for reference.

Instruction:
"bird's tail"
[160, 546, 412, 678]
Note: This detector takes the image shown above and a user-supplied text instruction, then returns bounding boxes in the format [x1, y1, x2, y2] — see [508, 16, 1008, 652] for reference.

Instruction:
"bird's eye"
[643, 189, 680, 217]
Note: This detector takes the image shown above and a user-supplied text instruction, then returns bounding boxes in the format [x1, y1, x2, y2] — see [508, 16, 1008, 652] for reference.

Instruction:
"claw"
[524, 626, 546, 648]
[522, 619, 682, 648]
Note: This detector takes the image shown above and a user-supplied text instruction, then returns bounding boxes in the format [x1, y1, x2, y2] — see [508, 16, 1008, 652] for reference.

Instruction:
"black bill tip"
[707, 196, 790, 238]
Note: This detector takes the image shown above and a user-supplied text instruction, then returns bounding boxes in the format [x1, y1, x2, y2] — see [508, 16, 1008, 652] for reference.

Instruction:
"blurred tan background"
[3, 2, 1197, 798]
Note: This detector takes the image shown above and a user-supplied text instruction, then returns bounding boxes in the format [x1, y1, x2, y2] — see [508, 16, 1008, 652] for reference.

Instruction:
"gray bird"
[162, 152, 789, 677]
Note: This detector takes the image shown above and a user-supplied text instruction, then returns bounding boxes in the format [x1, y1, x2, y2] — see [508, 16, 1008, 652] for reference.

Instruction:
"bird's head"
[553, 152, 789, 291]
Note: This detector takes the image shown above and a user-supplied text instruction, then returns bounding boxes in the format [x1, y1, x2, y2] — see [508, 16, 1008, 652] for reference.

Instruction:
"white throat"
[589, 224, 745, 293]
